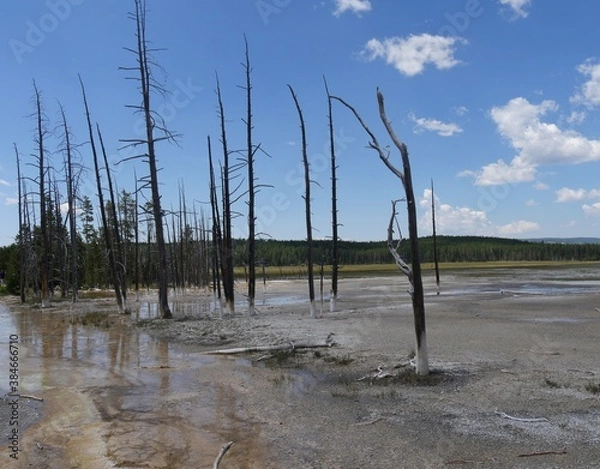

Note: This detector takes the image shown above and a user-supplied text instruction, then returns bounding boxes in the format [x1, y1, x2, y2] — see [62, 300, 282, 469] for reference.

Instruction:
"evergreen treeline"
[2, 235, 600, 297]
[252, 236, 600, 266]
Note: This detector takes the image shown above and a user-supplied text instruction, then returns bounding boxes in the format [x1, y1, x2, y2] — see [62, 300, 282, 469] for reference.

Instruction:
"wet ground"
[0, 300, 271, 467]
[1, 264, 600, 468]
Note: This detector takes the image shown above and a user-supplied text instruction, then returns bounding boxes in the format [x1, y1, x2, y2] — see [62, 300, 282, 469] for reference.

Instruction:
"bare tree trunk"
[14, 144, 26, 304]
[134, 170, 140, 298]
[431, 179, 440, 295]
[243, 36, 257, 317]
[98, 124, 127, 310]
[32, 81, 51, 308]
[52, 178, 67, 299]
[324, 77, 339, 313]
[288, 85, 317, 318]
[59, 106, 79, 302]
[331, 90, 429, 374]
[121, 0, 175, 318]
[208, 136, 223, 317]
[80, 77, 124, 314]
[216, 76, 235, 314]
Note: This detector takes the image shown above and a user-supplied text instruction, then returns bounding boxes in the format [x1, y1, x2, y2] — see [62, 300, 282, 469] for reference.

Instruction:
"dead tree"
[98, 124, 127, 307]
[32, 81, 51, 308]
[133, 170, 140, 297]
[58, 105, 79, 302]
[288, 85, 318, 318]
[216, 75, 235, 314]
[80, 77, 124, 314]
[14, 144, 26, 303]
[120, 0, 178, 318]
[431, 179, 440, 295]
[242, 36, 257, 316]
[208, 136, 223, 316]
[324, 77, 339, 313]
[332, 89, 429, 374]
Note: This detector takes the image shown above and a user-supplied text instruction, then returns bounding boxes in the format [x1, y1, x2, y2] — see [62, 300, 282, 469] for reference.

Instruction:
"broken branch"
[19, 394, 44, 402]
[213, 441, 234, 469]
[517, 449, 567, 458]
[495, 411, 548, 423]
[201, 341, 335, 356]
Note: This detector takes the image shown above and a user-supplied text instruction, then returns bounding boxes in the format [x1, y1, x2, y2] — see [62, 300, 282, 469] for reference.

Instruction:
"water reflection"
[0, 301, 267, 467]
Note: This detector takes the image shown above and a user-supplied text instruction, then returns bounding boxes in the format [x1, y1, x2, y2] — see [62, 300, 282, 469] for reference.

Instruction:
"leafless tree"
[431, 179, 440, 295]
[288, 85, 318, 318]
[58, 105, 80, 302]
[14, 144, 26, 303]
[332, 89, 429, 374]
[120, 0, 179, 318]
[208, 136, 223, 317]
[32, 81, 51, 308]
[98, 124, 127, 307]
[215, 75, 235, 314]
[242, 36, 258, 316]
[324, 77, 339, 313]
[133, 170, 140, 297]
[80, 77, 124, 313]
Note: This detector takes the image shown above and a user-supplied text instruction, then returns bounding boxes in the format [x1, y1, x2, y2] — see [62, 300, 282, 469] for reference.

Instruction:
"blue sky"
[2, 0, 600, 246]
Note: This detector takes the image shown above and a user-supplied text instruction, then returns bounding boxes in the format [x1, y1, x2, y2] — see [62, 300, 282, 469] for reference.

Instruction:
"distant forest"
[1, 235, 600, 296]
[253, 236, 600, 266]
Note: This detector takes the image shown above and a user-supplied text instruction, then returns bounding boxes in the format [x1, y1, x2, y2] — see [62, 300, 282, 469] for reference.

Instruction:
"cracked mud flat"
[1, 266, 600, 468]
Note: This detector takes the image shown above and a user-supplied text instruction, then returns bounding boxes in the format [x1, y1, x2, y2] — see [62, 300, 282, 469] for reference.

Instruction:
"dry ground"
[2, 269, 600, 468]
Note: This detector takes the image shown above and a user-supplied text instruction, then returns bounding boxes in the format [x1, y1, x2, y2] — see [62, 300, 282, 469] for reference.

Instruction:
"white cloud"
[453, 106, 469, 116]
[5, 198, 18, 206]
[462, 156, 537, 186]
[463, 97, 600, 186]
[571, 59, 600, 107]
[555, 187, 600, 202]
[567, 110, 586, 124]
[419, 189, 492, 235]
[498, 220, 540, 235]
[333, 0, 371, 16]
[0, 179, 10, 187]
[419, 189, 538, 237]
[556, 187, 586, 202]
[362, 34, 466, 77]
[408, 114, 462, 137]
[582, 202, 600, 217]
[533, 181, 549, 190]
[525, 199, 538, 207]
[498, 0, 533, 18]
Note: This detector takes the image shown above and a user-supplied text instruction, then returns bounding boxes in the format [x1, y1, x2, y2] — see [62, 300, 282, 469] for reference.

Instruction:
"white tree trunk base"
[415, 332, 429, 375]
[329, 294, 337, 313]
[309, 300, 318, 319]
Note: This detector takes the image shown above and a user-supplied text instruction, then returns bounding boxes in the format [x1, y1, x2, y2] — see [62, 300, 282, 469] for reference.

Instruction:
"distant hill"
[524, 237, 600, 245]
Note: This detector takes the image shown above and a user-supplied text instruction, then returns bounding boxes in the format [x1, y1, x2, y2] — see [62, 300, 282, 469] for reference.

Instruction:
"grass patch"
[233, 260, 600, 279]
[368, 369, 457, 387]
[323, 354, 354, 366]
[263, 348, 304, 367]
[584, 382, 600, 394]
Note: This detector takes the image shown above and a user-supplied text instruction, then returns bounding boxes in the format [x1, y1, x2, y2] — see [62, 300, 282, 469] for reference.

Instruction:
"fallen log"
[19, 394, 44, 402]
[495, 411, 548, 423]
[201, 341, 335, 356]
[518, 449, 567, 458]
